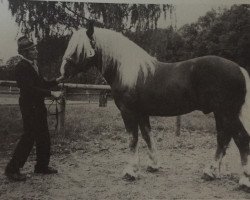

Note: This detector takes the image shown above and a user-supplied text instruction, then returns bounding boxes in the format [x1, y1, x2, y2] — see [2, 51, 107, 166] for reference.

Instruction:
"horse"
[60, 24, 250, 188]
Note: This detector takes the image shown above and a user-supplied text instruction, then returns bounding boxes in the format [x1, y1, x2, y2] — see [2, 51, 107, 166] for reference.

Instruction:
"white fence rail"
[0, 80, 181, 135]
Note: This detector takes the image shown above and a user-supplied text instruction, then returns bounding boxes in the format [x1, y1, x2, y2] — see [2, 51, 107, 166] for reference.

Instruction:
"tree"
[179, 5, 250, 69]
[6, 1, 174, 82]
[7, 1, 173, 38]
[0, 59, 4, 66]
[126, 27, 185, 62]
[0, 56, 22, 80]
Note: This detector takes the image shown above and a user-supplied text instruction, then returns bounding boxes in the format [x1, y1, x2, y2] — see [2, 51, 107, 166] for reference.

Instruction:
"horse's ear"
[86, 20, 94, 39]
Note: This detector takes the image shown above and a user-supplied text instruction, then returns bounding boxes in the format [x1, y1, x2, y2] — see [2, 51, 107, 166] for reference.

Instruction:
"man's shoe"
[5, 171, 26, 181]
[34, 166, 58, 174]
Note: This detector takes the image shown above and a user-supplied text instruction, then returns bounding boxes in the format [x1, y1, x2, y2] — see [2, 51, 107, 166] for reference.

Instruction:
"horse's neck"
[101, 62, 118, 86]
[98, 49, 159, 87]
[93, 49, 115, 86]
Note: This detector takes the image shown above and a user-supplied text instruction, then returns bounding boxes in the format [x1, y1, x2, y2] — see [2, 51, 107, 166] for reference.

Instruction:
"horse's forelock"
[63, 29, 93, 63]
[63, 30, 79, 61]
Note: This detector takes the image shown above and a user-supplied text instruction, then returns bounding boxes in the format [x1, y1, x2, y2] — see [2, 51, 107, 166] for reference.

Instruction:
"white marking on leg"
[203, 153, 222, 179]
[147, 135, 159, 170]
[242, 155, 250, 176]
[239, 67, 250, 135]
[239, 156, 250, 187]
[123, 139, 139, 178]
[239, 176, 250, 187]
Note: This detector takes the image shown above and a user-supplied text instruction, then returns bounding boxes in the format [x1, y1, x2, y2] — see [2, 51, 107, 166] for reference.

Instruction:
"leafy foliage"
[6, 1, 172, 83]
[127, 4, 250, 71]
[7, 1, 172, 37]
[37, 36, 69, 80]
[5, 2, 250, 81]
[179, 5, 250, 69]
[126, 27, 184, 62]
[0, 56, 22, 80]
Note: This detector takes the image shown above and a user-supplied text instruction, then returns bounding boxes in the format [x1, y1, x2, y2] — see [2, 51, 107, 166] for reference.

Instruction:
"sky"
[0, 0, 19, 62]
[0, 0, 246, 62]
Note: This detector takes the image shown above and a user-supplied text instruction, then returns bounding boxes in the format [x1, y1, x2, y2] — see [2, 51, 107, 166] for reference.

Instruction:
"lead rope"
[47, 99, 59, 131]
[48, 81, 65, 131]
[55, 99, 59, 130]
[55, 81, 65, 131]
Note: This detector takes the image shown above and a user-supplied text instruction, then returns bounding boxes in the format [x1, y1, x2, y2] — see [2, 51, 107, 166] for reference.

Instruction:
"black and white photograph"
[0, 0, 250, 199]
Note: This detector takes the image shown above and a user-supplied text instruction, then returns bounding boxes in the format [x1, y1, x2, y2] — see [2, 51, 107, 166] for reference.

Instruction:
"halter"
[90, 37, 96, 49]
[48, 98, 63, 131]
[86, 36, 96, 58]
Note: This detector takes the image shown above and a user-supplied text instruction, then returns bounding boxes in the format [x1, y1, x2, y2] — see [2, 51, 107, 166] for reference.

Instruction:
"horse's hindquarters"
[192, 56, 246, 115]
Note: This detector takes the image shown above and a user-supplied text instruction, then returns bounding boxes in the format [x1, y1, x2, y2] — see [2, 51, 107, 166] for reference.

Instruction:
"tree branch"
[61, 3, 105, 28]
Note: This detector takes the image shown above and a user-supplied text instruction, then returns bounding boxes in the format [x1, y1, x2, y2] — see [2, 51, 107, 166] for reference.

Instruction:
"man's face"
[26, 46, 38, 61]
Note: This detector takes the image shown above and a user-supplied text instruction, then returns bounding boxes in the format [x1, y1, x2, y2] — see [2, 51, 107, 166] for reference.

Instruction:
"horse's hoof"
[202, 166, 218, 181]
[122, 173, 136, 181]
[202, 172, 216, 181]
[147, 166, 159, 173]
[239, 176, 250, 190]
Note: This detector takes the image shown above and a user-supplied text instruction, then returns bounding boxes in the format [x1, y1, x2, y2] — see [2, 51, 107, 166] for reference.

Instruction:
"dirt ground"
[1, 102, 250, 200]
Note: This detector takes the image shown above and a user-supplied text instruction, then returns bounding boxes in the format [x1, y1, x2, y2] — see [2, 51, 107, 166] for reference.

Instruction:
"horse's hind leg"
[203, 113, 232, 180]
[139, 116, 159, 172]
[121, 111, 140, 181]
[232, 123, 250, 187]
[210, 114, 250, 188]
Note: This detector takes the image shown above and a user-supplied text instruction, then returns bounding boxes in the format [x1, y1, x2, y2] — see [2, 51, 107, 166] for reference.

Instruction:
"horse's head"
[60, 23, 96, 78]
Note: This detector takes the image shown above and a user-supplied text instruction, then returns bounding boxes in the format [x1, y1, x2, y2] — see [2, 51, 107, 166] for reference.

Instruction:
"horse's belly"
[138, 89, 197, 116]
[140, 100, 196, 116]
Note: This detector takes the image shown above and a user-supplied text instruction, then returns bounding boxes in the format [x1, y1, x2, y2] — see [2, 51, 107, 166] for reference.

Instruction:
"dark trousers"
[7, 101, 51, 172]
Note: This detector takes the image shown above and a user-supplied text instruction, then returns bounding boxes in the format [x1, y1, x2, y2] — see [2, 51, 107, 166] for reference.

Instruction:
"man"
[5, 36, 64, 181]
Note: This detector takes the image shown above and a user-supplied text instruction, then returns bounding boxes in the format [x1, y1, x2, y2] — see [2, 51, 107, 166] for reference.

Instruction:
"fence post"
[86, 90, 90, 103]
[99, 90, 107, 107]
[175, 116, 181, 136]
[56, 95, 66, 134]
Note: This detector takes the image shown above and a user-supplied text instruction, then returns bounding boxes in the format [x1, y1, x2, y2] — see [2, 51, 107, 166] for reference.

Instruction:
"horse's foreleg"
[203, 113, 232, 180]
[121, 112, 139, 181]
[139, 116, 159, 172]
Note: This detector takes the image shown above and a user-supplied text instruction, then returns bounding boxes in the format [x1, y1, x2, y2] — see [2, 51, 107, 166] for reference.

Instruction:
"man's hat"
[17, 36, 36, 52]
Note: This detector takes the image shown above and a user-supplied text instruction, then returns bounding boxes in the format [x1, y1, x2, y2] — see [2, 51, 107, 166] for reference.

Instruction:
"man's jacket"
[15, 59, 57, 108]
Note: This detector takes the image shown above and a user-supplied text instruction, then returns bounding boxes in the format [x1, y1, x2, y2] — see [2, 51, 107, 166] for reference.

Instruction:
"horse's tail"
[239, 67, 250, 135]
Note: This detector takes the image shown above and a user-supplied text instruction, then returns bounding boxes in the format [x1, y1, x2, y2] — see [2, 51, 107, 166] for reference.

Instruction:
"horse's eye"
[66, 57, 73, 63]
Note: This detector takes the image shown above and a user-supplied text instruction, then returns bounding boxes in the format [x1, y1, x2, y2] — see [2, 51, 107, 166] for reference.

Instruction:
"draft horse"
[60, 24, 250, 188]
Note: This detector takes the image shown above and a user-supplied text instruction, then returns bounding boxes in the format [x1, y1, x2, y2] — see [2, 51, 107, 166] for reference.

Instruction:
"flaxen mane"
[94, 28, 157, 87]
[64, 28, 157, 87]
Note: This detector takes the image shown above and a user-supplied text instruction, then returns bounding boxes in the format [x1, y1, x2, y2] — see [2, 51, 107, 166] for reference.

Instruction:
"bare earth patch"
[1, 102, 250, 199]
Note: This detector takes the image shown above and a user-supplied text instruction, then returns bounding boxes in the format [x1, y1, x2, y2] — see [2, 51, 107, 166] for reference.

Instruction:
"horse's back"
[114, 55, 246, 117]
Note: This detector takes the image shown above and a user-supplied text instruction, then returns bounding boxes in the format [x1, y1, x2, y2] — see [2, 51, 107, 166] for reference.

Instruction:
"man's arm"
[42, 76, 65, 89]
[15, 63, 52, 97]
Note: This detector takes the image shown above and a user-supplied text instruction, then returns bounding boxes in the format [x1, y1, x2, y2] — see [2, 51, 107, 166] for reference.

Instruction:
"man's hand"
[56, 76, 65, 83]
[51, 91, 63, 99]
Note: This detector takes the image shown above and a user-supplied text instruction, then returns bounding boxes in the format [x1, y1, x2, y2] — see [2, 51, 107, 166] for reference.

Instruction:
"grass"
[0, 101, 217, 157]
